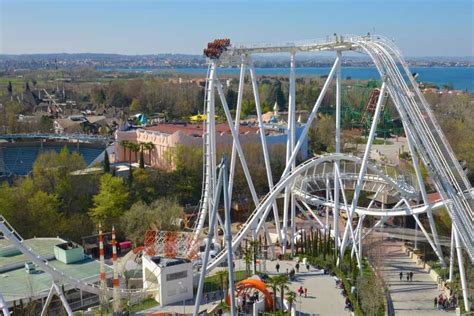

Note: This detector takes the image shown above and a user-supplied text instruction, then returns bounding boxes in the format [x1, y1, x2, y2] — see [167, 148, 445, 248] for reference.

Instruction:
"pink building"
[115, 123, 308, 170]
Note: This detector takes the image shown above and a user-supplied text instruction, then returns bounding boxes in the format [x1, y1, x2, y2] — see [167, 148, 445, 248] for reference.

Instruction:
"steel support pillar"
[340, 82, 387, 259]
[448, 225, 455, 282]
[41, 282, 73, 316]
[334, 50, 342, 256]
[454, 228, 470, 312]
[0, 291, 10, 316]
[194, 162, 225, 316]
[222, 157, 237, 316]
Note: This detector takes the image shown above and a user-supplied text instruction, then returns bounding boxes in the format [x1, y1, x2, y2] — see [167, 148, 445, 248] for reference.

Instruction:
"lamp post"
[179, 281, 185, 314]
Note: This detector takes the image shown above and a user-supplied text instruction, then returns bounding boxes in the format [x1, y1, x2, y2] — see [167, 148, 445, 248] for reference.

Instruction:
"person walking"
[434, 296, 438, 308]
[304, 288, 308, 298]
[306, 263, 310, 271]
[276, 262, 280, 273]
[406, 274, 410, 282]
[409, 271, 414, 281]
[298, 286, 304, 296]
[295, 262, 300, 273]
[399, 271, 403, 281]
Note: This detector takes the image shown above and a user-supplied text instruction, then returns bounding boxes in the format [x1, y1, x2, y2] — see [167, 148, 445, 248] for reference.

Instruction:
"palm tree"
[285, 291, 297, 313]
[119, 140, 130, 162]
[277, 275, 290, 310]
[141, 142, 155, 165]
[266, 276, 279, 311]
[214, 269, 229, 303]
[129, 143, 140, 165]
[249, 239, 260, 273]
[243, 246, 253, 276]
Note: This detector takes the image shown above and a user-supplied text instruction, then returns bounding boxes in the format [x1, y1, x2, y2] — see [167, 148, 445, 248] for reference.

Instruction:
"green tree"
[266, 276, 279, 311]
[121, 198, 183, 245]
[285, 291, 297, 313]
[0, 179, 65, 238]
[139, 150, 145, 168]
[89, 174, 129, 226]
[215, 269, 229, 303]
[103, 151, 110, 173]
[130, 98, 141, 113]
[131, 168, 156, 204]
[27, 191, 65, 237]
[275, 274, 289, 309]
[32, 146, 90, 214]
[241, 99, 256, 118]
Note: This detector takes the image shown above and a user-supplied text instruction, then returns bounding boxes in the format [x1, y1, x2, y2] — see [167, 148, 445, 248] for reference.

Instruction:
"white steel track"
[0, 34, 472, 313]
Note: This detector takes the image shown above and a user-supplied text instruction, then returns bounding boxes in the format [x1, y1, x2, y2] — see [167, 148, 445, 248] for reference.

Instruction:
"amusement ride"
[0, 34, 473, 315]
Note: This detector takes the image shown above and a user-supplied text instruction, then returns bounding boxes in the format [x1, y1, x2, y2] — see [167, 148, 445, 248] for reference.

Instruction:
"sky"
[1, 0, 473, 56]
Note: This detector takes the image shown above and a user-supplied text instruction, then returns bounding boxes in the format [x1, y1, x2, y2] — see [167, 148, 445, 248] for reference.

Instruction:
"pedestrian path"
[379, 241, 454, 315]
[265, 259, 351, 316]
[141, 259, 350, 315]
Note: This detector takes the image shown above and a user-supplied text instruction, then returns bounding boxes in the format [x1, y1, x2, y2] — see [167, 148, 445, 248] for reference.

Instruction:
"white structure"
[191, 34, 473, 311]
[0, 34, 472, 313]
[142, 256, 193, 306]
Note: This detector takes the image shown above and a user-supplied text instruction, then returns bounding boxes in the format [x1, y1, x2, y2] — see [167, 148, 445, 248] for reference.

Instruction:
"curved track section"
[350, 36, 473, 259]
[195, 35, 473, 267]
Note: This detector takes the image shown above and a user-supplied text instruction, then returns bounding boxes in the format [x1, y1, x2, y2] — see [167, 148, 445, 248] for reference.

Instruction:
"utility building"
[142, 256, 193, 306]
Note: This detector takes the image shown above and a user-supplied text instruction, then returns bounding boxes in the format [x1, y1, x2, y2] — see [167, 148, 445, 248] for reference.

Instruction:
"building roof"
[55, 118, 83, 129]
[0, 237, 112, 303]
[85, 115, 107, 124]
[144, 123, 260, 137]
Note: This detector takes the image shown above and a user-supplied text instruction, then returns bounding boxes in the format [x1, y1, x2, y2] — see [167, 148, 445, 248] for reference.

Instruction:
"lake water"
[101, 66, 474, 91]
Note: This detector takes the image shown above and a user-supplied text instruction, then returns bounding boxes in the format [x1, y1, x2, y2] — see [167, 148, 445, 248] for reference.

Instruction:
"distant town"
[0, 53, 473, 71]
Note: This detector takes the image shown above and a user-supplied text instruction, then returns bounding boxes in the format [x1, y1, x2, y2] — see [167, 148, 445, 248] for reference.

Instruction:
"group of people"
[237, 291, 260, 313]
[399, 271, 414, 282]
[434, 293, 457, 310]
[297, 286, 308, 297]
[275, 260, 311, 281]
[334, 276, 353, 312]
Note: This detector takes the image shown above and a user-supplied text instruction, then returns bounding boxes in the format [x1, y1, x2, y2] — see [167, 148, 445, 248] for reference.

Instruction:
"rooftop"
[149, 256, 190, 268]
[0, 237, 112, 303]
[143, 123, 260, 137]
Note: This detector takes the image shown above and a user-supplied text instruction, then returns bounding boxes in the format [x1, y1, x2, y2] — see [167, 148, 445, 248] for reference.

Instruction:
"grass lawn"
[129, 298, 160, 313]
[201, 270, 250, 293]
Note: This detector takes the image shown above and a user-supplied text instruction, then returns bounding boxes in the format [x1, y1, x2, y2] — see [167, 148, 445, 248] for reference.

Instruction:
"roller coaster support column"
[228, 56, 245, 200]
[223, 155, 237, 316]
[454, 227, 470, 312]
[405, 129, 445, 265]
[334, 50, 342, 256]
[448, 225, 455, 282]
[248, 61, 283, 247]
[194, 159, 225, 316]
[40, 282, 73, 316]
[288, 52, 297, 255]
[339, 81, 387, 266]
[0, 291, 10, 316]
[325, 177, 330, 230]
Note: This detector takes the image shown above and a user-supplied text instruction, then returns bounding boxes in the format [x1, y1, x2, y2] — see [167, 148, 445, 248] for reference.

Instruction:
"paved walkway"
[264, 259, 351, 316]
[141, 259, 350, 315]
[379, 241, 454, 315]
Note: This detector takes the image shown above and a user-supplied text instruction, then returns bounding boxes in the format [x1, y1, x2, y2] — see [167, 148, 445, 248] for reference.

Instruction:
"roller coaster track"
[352, 36, 473, 260]
[197, 35, 473, 271]
[189, 64, 213, 254]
